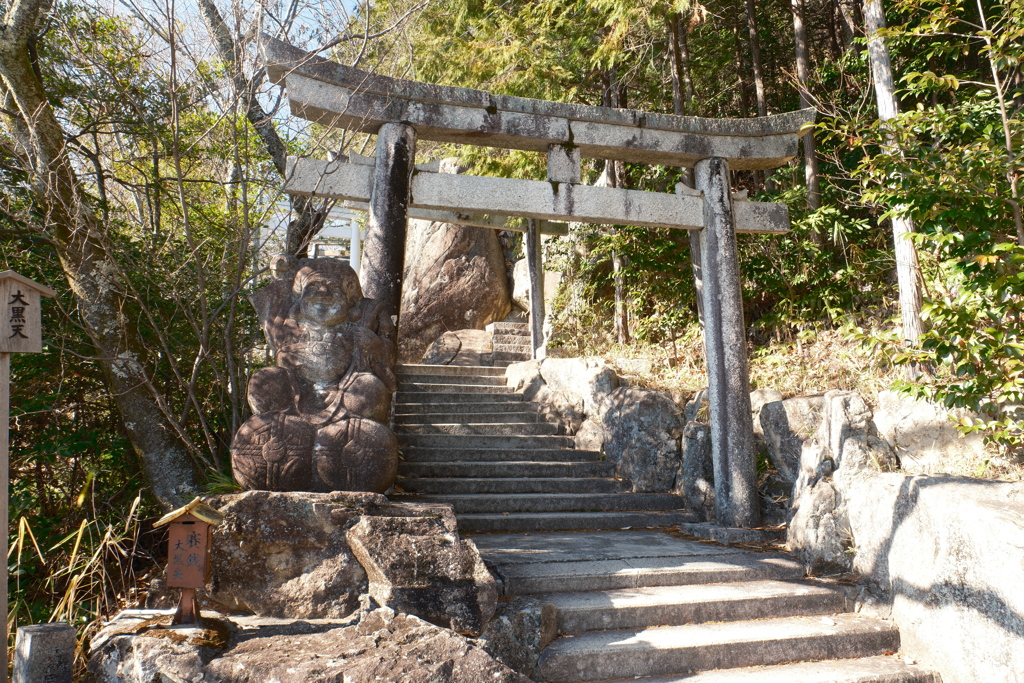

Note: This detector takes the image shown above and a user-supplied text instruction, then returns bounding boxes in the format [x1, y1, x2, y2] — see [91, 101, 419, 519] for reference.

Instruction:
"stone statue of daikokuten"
[230, 254, 399, 493]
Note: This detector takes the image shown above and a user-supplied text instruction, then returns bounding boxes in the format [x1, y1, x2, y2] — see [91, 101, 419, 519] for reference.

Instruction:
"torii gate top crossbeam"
[260, 37, 814, 171]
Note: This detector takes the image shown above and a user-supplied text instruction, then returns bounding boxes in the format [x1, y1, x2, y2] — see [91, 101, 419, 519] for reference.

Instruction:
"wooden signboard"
[1, 271, 55, 683]
[154, 498, 224, 625]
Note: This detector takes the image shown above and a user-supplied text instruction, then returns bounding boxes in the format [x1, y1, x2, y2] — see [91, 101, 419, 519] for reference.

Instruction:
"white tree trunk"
[792, 0, 822, 215]
[863, 0, 925, 354]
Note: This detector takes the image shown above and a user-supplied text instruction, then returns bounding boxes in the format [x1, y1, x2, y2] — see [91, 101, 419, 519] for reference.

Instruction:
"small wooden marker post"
[1, 271, 55, 683]
[153, 498, 224, 625]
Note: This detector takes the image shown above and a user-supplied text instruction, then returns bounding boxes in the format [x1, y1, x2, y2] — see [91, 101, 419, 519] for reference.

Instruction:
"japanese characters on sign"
[165, 519, 210, 588]
[0, 273, 51, 354]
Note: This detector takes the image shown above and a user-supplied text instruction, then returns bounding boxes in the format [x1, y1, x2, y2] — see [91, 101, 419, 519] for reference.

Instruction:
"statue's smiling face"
[299, 276, 348, 327]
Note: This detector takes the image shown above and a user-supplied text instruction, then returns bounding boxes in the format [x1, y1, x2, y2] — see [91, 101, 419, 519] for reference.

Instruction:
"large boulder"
[88, 607, 531, 683]
[398, 162, 512, 363]
[787, 391, 898, 574]
[477, 597, 558, 678]
[601, 386, 685, 492]
[872, 390, 993, 474]
[420, 328, 494, 366]
[841, 475, 1024, 683]
[750, 388, 784, 453]
[505, 358, 682, 492]
[346, 512, 497, 636]
[760, 395, 825, 484]
[198, 491, 494, 627]
[511, 258, 561, 312]
[677, 422, 714, 520]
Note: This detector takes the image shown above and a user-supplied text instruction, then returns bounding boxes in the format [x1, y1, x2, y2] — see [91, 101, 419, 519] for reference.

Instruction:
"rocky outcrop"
[505, 359, 683, 492]
[398, 160, 511, 363]
[477, 597, 558, 678]
[678, 422, 714, 520]
[196, 491, 494, 628]
[346, 512, 497, 636]
[787, 391, 899, 574]
[420, 329, 494, 366]
[511, 258, 561, 312]
[750, 388, 784, 453]
[88, 607, 531, 683]
[760, 395, 825, 484]
[872, 390, 994, 474]
[842, 475, 1024, 683]
[602, 386, 686, 491]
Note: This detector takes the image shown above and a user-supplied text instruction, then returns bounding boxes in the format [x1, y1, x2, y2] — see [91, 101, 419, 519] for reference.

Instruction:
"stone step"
[493, 343, 532, 353]
[544, 579, 847, 633]
[396, 477, 630, 495]
[399, 382, 515, 394]
[395, 422, 560, 436]
[395, 402, 539, 415]
[534, 613, 901, 683]
[395, 411, 542, 425]
[492, 322, 530, 334]
[457, 510, 698, 534]
[395, 391, 525, 404]
[397, 364, 506, 377]
[396, 433, 574, 449]
[397, 492, 685, 514]
[595, 656, 939, 683]
[398, 460, 615, 479]
[493, 350, 532, 362]
[493, 360, 520, 368]
[493, 552, 807, 596]
[399, 448, 601, 463]
[491, 334, 531, 345]
[397, 372, 508, 387]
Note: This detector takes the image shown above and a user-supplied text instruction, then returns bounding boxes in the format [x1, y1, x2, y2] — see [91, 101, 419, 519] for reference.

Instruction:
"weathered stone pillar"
[695, 157, 759, 528]
[525, 218, 546, 359]
[361, 122, 416, 331]
[13, 623, 74, 683]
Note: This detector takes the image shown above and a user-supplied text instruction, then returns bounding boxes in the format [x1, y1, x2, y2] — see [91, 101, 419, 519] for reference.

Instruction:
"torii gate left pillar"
[361, 122, 417, 336]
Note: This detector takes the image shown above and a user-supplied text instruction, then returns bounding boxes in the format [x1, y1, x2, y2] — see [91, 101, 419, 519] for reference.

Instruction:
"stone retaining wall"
[786, 390, 1024, 683]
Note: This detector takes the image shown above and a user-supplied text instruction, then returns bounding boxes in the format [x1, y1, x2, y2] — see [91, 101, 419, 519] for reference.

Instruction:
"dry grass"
[550, 323, 901, 403]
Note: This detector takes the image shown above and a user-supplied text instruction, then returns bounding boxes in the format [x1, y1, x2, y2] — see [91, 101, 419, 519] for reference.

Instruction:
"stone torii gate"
[261, 36, 815, 529]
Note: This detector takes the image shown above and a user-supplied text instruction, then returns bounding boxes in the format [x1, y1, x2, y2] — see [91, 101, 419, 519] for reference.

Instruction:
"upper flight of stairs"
[391, 363, 698, 533]
[491, 321, 533, 367]
[476, 530, 941, 683]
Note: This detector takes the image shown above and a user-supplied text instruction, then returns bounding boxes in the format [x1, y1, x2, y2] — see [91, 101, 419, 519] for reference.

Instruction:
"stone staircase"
[391, 363, 697, 533]
[476, 530, 940, 683]
[390, 363, 940, 683]
[491, 321, 533, 367]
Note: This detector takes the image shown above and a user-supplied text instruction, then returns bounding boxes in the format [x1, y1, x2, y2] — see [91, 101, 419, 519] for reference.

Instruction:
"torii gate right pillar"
[695, 157, 760, 528]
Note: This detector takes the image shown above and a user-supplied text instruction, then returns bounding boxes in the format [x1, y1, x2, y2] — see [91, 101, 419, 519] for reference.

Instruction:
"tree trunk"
[863, 0, 925, 361]
[197, 0, 325, 257]
[601, 71, 630, 345]
[744, 0, 768, 117]
[792, 0, 824, 221]
[667, 13, 695, 117]
[668, 13, 705, 326]
[838, 0, 858, 52]
[732, 17, 751, 117]
[0, 0, 198, 508]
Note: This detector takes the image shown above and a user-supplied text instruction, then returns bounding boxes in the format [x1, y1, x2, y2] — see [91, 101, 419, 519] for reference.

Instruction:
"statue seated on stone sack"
[230, 255, 399, 493]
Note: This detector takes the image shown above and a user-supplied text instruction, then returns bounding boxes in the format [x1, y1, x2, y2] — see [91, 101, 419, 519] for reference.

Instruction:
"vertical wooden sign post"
[0, 271, 55, 683]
